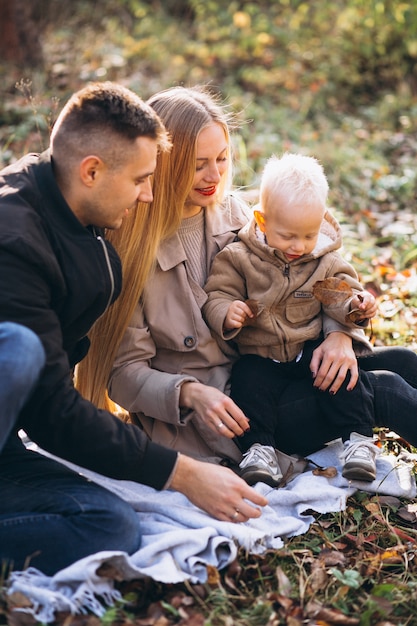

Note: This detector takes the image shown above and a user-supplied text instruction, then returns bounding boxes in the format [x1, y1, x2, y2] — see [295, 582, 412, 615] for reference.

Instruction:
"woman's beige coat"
[109, 199, 371, 464]
[109, 196, 251, 463]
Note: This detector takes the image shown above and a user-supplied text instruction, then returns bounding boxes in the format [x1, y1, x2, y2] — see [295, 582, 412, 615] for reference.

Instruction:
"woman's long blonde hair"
[76, 85, 235, 411]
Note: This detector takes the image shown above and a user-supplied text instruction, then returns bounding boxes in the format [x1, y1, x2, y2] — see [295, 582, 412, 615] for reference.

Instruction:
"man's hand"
[310, 332, 358, 393]
[170, 454, 268, 522]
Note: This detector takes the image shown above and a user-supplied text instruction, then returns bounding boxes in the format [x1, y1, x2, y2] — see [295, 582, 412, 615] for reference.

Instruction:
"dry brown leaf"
[276, 565, 292, 596]
[178, 614, 205, 626]
[206, 564, 221, 585]
[306, 599, 360, 624]
[309, 566, 328, 592]
[96, 562, 125, 581]
[365, 501, 381, 515]
[7, 611, 38, 626]
[242, 299, 265, 326]
[318, 549, 346, 567]
[397, 503, 417, 525]
[6, 592, 33, 610]
[312, 466, 338, 478]
[345, 308, 365, 324]
[378, 495, 401, 508]
[313, 277, 353, 306]
[245, 298, 260, 316]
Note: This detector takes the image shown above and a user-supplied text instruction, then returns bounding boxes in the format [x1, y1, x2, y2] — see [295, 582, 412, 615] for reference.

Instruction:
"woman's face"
[184, 122, 228, 216]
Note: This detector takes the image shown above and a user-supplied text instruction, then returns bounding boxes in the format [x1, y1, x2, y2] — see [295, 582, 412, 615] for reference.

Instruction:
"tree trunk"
[0, 0, 43, 68]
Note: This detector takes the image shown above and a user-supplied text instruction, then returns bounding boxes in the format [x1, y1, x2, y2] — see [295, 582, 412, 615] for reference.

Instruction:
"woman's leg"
[0, 435, 142, 576]
[359, 346, 417, 388]
[271, 345, 417, 456]
[274, 365, 417, 456]
[366, 369, 417, 447]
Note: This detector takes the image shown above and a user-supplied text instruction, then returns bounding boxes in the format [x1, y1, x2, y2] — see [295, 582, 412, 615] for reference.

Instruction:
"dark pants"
[0, 436, 142, 575]
[231, 343, 417, 457]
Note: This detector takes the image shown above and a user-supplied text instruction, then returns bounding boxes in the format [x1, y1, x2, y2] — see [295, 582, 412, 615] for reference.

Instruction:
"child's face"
[255, 198, 324, 262]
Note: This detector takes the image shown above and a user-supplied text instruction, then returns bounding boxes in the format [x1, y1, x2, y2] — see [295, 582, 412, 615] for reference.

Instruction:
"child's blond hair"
[260, 153, 329, 213]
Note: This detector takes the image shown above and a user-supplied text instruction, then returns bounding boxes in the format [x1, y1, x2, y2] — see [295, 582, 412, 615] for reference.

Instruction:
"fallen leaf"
[96, 562, 125, 580]
[206, 564, 220, 586]
[6, 593, 32, 610]
[306, 599, 360, 624]
[276, 565, 292, 596]
[312, 466, 338, 478]
[397, 504, 417, 525]
[318, 549, 346, 567]
[309, 566, 328, 592]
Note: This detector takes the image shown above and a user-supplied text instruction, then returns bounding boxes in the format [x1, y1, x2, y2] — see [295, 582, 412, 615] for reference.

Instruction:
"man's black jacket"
[0, 151, 177, 488]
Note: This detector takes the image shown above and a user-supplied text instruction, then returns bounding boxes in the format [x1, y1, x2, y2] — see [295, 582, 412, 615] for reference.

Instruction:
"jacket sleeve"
[202, 245, 247, 339]
[321, 252, 373, 354]
[109, 302, 199, 424]
[0, 245, 178, 490]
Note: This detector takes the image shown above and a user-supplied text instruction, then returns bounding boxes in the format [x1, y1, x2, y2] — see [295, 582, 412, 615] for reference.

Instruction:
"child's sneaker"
[239, 443, 282, 487]
[341, 432, 380, 481]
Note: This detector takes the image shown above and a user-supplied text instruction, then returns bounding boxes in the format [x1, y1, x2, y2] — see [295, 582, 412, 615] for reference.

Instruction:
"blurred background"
[1, 0, 417, 344]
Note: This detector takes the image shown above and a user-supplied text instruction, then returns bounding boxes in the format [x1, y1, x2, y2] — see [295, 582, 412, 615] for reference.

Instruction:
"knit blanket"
[7, 440, 416, 623]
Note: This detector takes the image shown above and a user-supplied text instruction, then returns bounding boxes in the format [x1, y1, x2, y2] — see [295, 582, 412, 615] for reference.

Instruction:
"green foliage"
[2, 0, 416, 218]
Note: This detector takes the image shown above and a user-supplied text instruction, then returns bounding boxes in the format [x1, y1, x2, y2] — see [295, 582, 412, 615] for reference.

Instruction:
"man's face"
[78, 136, 157, 230]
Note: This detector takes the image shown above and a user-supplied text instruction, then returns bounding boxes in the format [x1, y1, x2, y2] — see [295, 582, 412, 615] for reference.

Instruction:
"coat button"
[184, 335, 196, 348]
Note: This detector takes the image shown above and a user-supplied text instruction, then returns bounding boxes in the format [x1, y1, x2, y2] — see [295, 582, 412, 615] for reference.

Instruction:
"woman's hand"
[170, 454, 268, 522]
[309, 332, 358, 393]
[179, 381, 250, 437]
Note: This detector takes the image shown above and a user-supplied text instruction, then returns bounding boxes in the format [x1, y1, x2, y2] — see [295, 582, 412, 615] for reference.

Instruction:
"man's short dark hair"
[51, 81, 170, 172]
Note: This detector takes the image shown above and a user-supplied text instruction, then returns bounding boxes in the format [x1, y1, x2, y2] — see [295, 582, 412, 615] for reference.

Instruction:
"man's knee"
[0, 322, 46, 387]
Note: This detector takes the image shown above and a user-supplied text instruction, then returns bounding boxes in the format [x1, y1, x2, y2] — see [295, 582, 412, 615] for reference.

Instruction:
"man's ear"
[79, 156, 102, 187]
[254, 209, 266, 233]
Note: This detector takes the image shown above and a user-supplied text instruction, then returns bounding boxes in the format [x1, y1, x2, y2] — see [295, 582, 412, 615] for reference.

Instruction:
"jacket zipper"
[283, 262, 290, 360]
[283, 263, 290, 278]
[96, 234, 115, 312]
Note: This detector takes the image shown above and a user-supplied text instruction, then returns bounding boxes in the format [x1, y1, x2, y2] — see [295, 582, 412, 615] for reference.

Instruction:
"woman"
[78, 85, 417, 469]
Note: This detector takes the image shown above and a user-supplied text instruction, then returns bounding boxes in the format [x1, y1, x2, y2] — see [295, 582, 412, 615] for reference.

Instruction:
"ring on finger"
[218, 421, 224, 429]
[232, 508, 240, 520]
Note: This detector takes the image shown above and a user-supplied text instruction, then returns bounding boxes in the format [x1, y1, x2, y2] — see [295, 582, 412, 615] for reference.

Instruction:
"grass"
[94, 474, 417, 625]
[74, 480, 417, 625]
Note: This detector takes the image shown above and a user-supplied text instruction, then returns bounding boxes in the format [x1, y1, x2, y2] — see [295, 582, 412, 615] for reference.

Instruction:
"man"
[0, 82, 267, 575]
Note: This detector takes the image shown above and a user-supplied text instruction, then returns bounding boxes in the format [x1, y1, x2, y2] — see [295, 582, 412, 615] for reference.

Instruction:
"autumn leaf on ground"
[312, 466, 338, 478]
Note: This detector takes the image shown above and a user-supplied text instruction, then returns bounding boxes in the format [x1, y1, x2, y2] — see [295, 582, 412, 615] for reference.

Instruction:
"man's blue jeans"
[0, 323, 142, 575]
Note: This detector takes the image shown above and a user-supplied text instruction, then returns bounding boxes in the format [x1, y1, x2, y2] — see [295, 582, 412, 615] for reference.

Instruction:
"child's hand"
[224, 300, 254, 330]
[351, 291, 378, 320]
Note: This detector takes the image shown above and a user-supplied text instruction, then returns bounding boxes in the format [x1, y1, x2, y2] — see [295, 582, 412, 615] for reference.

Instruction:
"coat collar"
[157, 198, 248, 271]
